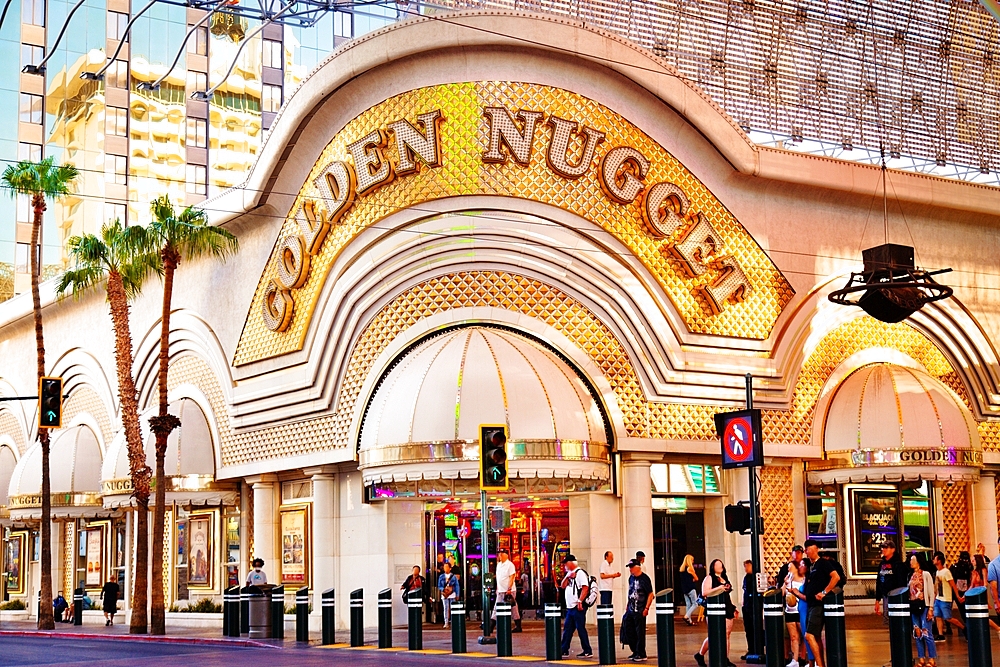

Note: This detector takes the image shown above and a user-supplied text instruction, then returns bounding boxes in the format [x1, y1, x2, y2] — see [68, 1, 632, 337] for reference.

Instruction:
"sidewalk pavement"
[2, 614, 997, 666]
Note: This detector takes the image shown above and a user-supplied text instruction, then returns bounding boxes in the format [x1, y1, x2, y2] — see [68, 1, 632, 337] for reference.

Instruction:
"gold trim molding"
[9, 492, 102, 509]
[359, 438, 611, 468]
[809, 447, 983, 470]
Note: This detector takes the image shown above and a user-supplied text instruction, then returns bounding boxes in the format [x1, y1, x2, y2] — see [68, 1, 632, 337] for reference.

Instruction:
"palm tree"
[146, 196, 237, 635]
[57, 221, 159, 634]
[2, 157, 78, 631]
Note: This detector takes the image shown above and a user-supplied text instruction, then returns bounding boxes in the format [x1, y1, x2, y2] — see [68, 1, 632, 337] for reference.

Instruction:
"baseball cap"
[635, 551, 646, 558]
[563, 554, 577, 564]
[627, 560, 641, 569]
[498, 548, 509, 555]
[881, 540, 896, 550]
[792, 545, 804, 553]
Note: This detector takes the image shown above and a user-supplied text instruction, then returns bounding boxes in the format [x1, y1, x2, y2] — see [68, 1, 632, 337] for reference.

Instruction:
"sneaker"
[934, 635, 945, 642]
[562, 652, 569, 657]
[630, 657, 647, 662]
[578, 652, 594, 658]
[694, 654, 707, 667]
[787, 660, 799, 667]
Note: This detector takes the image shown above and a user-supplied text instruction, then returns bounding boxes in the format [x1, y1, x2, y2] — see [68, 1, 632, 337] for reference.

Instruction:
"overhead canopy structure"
[7, 425, 104, 520]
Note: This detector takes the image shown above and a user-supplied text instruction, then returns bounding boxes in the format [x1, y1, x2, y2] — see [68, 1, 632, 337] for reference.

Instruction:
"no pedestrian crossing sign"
[714, 409, 763, 469]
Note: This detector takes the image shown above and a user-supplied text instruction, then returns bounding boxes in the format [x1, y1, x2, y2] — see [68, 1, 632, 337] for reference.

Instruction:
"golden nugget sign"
[265, 108, 753, 333]
[237, 83, 792, 365]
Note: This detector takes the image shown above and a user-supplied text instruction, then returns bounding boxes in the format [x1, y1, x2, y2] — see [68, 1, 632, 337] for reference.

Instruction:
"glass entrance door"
[653, 510, 706, 593]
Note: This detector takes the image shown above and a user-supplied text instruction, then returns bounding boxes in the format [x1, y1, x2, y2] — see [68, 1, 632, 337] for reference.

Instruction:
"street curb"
[0, 630, 278, 648]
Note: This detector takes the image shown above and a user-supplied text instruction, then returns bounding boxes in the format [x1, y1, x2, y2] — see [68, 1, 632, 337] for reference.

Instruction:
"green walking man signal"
[38, 376, 63, 429]
[479, 424, 508, 490]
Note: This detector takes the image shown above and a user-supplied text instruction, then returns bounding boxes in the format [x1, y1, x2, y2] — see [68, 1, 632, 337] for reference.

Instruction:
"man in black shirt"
[803, 539, 840, 667]
[873, 540, 905, 625]
[624, 560, 654, 662]
[775, 545, 804, 590]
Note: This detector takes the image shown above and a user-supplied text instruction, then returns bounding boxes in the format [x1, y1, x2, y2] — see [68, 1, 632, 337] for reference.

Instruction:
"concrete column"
[248, 475, 278, 578]
[305, 467, 336, 621]
[621, 456, 655, 577]
[569, 493, 622, 619]
[971, 473, 999, 560]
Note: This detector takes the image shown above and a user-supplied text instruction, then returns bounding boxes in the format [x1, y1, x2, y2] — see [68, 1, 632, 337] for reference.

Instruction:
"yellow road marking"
[498, 656, 545, 661]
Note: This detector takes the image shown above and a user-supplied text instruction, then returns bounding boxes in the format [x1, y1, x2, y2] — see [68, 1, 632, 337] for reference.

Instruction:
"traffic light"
[38, 376, 63, 429]
[724, 502, 764, 535]
[479, 424, 508, 490]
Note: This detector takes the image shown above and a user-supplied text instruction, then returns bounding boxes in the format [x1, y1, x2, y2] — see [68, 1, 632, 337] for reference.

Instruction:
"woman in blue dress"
[793, 561, 815, 667]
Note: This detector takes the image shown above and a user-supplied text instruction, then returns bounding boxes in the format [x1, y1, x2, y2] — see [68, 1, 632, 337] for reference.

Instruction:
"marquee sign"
[235, 82, 793, 365]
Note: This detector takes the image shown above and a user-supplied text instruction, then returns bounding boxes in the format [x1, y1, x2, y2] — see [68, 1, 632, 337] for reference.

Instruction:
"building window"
[20, 44, 43, 71]
[806, 486, 839, 558]
[187, 25, 208, 56]
[107, 11, 128, 41]
[15, 243, 31, 273]
[186, 70, 207, 93]
[649, 463, 723, 495]
[22, 0, 44, 26]
[281, 480, 312, 502]
[105, 154, 127, 185]
[106, 60, 129, 89]
[106, 107, 128, 137]
[16, 195, 29, 222]
[105, 202, 126, 224]
[262, 84, 281, 113]
[186, 164, 206, 195]
[19, 94, 42, 124]
[334, 10, 352, 38]
[18, 142, 41, 162]
[262, 39, 282, 69]
[185, 117, 207, 148]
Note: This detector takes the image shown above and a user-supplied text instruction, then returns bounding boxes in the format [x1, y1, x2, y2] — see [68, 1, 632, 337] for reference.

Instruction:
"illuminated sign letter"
[482, 107, 543, 165]
[296, 201, 330, 257]
[599, 146, 650, 204]
[699, 257, 752, 314]
[347, 129, 394, 195]
[262, 280, 293, 332]
[276, 234, 310, 290]
[387, 110, 444, 175]
[311, 160, 356, 223]
[642, 181, 690, 238]
[667, 214, 721, 277]
[545, 115, 605, 178]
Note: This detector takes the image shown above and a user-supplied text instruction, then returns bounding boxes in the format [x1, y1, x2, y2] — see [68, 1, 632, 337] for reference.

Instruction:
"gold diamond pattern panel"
[235, 82, 794, 365]
[760, 465, 796, 576]
[941, 484, 971, 564]
[63, 387, 114, 446]
[995, 475, 1000, 540]
[0, 409, 26, 454]
[64, 521, 74, 595]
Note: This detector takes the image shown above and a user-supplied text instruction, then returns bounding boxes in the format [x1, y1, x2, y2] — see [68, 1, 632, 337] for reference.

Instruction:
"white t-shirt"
[935, 567, 954, 602]
[247, 569, 267, 586]
[496, 559, 517, 594]
[599, 560, 618, 591]
[564, 568, 590, 607]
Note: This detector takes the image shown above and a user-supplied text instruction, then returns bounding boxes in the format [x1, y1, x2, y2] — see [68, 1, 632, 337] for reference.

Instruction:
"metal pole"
[655, 589, 676, 667]
[762, 589, 784, 667]
[378, 588, 392, 648]
[479, 488, 496, 643]
[73, 587, 83, 627]
[706, 593, 728, 667]
[240, 585, 251, 634]
[225, 585, 241, 637]
[295, 587, 309, 642]
[270, 585, 285, 639]
[964, 587, 993, 667]
[596, 603, 615, 665]
[823, 588, 847, 667]
[408, 590, 424, 650]
[887, 587, 913, 667]
[451, 600, 467, 653]
[321, 588, 335, 645]
[350, 588, 364, 647]
[495, 601, 513, 656]
[545, 602, 562, 661]
[745, 373, 765, 664]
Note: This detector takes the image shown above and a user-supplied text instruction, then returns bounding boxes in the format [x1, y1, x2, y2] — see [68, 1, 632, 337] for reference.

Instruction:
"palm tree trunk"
[149, 247, 179, 636]
[30, 195, 54, 631]
[106, 270, 149, 634]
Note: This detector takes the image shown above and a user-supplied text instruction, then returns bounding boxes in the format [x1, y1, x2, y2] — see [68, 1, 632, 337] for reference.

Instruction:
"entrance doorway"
[653, 509, 706, 592]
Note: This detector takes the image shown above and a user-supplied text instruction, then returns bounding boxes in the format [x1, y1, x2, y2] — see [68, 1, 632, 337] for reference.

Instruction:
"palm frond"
[57, 265, 107, 298]
[149, 197, 238, 262]
[0, 156, 78, 200]
[59, 220, 157, 302]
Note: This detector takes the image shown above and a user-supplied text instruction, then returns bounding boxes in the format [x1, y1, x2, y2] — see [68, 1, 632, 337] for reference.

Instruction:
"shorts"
[933, 600, 952, 620]
[805, 605, 825, 637]
[784, 612, 799, 624]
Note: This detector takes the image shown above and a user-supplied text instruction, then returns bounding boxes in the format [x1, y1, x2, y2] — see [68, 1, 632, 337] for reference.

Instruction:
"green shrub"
[179, 598, 222, 613]
[0, 599, 26, 610]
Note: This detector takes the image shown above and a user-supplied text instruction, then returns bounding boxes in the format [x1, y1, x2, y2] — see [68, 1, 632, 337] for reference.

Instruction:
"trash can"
[248, 585, 274, 639]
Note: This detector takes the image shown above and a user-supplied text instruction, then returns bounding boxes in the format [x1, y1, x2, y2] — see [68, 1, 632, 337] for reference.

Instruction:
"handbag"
[443, 585, 454, 597]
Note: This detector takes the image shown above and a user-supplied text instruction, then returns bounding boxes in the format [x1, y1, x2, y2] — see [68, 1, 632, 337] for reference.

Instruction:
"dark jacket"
[875, 552, 906, 599]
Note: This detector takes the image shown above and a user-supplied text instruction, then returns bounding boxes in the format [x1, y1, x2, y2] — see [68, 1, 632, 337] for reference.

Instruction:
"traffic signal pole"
[480, 487, 494, 642]
[745, 373, 765, 664]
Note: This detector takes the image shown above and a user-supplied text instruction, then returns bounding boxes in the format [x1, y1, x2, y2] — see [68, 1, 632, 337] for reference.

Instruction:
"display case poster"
[5, 534, 23, 593]
[85, 530, 102, 586]
[281, 507, 307, 584]
[853, 490, 900, 574]
[187, 515, 211, 586]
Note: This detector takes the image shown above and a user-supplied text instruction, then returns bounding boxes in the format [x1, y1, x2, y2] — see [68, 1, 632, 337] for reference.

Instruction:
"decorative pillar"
[247, 475, 279, 579]
[972, 473, 999, 560]
[305, 467, 336, 619]
[621, 455, 655, 575]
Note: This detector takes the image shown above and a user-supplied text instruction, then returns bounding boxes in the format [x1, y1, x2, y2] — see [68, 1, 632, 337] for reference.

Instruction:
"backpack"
[575, 569, 600, 608]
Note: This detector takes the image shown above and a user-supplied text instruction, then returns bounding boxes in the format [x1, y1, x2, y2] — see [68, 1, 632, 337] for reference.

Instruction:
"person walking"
[803, 539, 840, 667]
[101, 577, 120, 627]
[740, 560, 754, 660]
[679, 554, 700, 625]
[494, 549, 522, 632]
[438, 562, 460, 628]
[246, 558, 268, 586]
[970, 555, 1000, 635]
[952, 551, 972, 629]
[783, 561, 812, 667]
[560, 554, 593, 658]
[908, 552, 936, 667]
[931, 551, 964, 640]
[599, 551, 621, 606]
[401, 565, 424, 607]
[693, 559, 737, 667]
[634, 551, 646, 569]
[874, 540, 905, 625]
[623, 559, 653, 662]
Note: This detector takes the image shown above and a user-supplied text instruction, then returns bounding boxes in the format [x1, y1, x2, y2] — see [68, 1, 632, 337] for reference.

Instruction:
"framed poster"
[85, 529, 103, 587]
[497, 534, 511, 552]
[280, 505, 309, 585]
[5, 533, 25, 594]
[851, 489, 900, 574]
[187, 514, 212, 588]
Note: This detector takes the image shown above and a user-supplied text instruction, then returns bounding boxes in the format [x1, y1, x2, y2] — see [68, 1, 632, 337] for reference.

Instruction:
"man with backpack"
[560, 554, 594, 658]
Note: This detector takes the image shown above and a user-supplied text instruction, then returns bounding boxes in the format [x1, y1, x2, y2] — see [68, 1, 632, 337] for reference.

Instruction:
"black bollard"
[451, 600, 467, 653]
[886, 587, 913, 667]
[655, 590, 676, 667]
[240, 586, 251, 634]
[296, 587, 309, 642]
[350, 588, 364, 647]
[407, 590, 423, 650]
[73, 587, 84, 627]
[225, 586, 241, 637]
[964, 587, 993, 667]
[705, 593, 729, 667]
[545, 602, 562, 661]
[495, 601, 513, 657]
[378, 588, 393, 649]
[597, 603, 615, 666]
[321, 588, 335, 645]
[762, 589, 784, 667]
[823, 589, 847, 667]
[270, 585, 285, 639]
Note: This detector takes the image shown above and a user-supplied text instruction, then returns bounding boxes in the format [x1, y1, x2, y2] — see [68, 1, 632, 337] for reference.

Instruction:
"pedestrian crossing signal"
[480, 424, 508, 491]
[38, 376, 63, 429]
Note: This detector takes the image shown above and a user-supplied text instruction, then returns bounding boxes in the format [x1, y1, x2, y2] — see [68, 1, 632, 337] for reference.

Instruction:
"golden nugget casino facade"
[1, 11, 999, 626]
